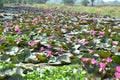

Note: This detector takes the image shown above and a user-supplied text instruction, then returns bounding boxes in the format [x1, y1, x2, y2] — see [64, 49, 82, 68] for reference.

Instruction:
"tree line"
[0, 0, 119, 8]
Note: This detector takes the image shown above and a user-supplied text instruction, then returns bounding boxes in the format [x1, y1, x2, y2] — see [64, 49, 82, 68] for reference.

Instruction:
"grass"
[24, 65, 86, 80]
[32, 4, 120, 18]
[0, 62, 86, 80]
[0, 62, 15, 71]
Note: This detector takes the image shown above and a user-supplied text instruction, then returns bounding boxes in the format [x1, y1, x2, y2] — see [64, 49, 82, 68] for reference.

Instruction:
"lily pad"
[98, 50, 111, 58]
[5, 46, 19, 56]
[17, 48, 30, 61]
[36, 54, 47, 62]
[112, 55, 120, 65]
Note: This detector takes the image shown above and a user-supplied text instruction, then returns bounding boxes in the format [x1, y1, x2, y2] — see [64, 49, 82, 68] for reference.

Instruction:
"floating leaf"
[17, 48, 30, 61]
[112, 55, 120, 65]
[82, 54, 91, 58]
[5, 46, 19, 56]
[36, 54, 47, 62]
[98, 50, 111, 58]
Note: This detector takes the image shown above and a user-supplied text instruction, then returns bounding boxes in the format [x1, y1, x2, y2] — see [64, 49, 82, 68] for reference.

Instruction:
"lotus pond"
[0, 7, 120, 80]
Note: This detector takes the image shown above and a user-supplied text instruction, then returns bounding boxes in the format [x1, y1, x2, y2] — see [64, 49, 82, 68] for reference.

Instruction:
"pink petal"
[47, 50, 52, 56]
[29, 40, 38, 46]
[15, 38, 21, 42]
[47, 44, 51, 48]
[115, 72, 120, 78]
[90, 30, 97, 35]
[14, 26, 20, 32]
[106, 57, 112, 63]
[0, 37, 6, 41]
[99, 31, 105, 35]
[89, 49, 93, 54]
[116, 66, 120, 73]
[49, 36, 54, 39]
[99, 62, 106, 70]
[91, 59, 97, 64]
[40, 47, 45, 51]
[82, 41, 89, 45]
[82, 58, 89, 62]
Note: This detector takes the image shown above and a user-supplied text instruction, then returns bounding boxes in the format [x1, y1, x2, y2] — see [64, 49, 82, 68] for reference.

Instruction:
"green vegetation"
[0, 62, 15, 71]
[62, 0, 76, 5]
[0, 62, 86, 80]
[24, 65, 86, 80]
[0, 0, 48, 6]
[33, 4, 120, 17]
[82, 0, 89, 6]
[0, 0, 4, 8]
[91, 0, 95, 6]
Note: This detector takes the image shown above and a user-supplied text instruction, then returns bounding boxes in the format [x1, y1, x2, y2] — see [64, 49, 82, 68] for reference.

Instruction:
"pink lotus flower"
[82, 41, 89, 45]
[9, 23, 13, 27]
[47, 50, 52, 56]
[4, 27, 9, 32]
[115, 72, 120, 78]
[17, 31, 21, 34]
[116, 66, 120, 73]
[112, 41, 117, 45]
[0, 37, 6, 41]
[34, 17, 38, 21]
[99, 62, 106, 71]
[68, 35, 72, 39]
[60, 48, 63, 52]
[74, 39, 80, 43]
[90, 30, 97, 35]
[99, 31, 105, 35]
[29, 40, 38, 46]
[37, 28, 42, 31]
[26, 26, 30, 29]
[49, 36, 55, 39]
[58, 24, 63, 27]
[47, 44, 51, 48]
[99, 35, 103, 38]
[4, 21, 8, 25]
[89, 49, 93, 54]
[39, 19, 43, 23]
[82, 58, 89, 62]
[46, 13, 52, 18]
[40, 47, 45, 51]
[14, 26, 20, 31]
[67, 35, 72, 41]
[83, 20, 87, 23]
[62, 29, 67, 33]
[91, 58, 97, 64]
[106, 57, 112, 63]
[14, 38, 21, 42]
[14, 26, 21, 34]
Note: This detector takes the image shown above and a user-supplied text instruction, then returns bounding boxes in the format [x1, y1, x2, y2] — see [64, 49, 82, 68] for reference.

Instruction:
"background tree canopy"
[0, 0, 120, 8]
[0, 0, 4, 8]
[62, 0, 76, 5]
[82, 0, 89, 6]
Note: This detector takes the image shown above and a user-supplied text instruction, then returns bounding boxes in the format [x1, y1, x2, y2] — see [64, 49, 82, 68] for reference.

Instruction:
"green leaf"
[112, 55, 120, 65]
[36, 54, 47, 62]
[98, 51, 111, 58]
[17, 48, 30, 61]
[82, 54, 91, 58]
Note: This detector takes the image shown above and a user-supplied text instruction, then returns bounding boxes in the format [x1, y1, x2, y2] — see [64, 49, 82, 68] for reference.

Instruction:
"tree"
[0, 0, 4, 8]
[62, 0, 76, 5]
[82, 0, 89, 6]
[91, 0, 95, 6]
[35, 0, 48, 4]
